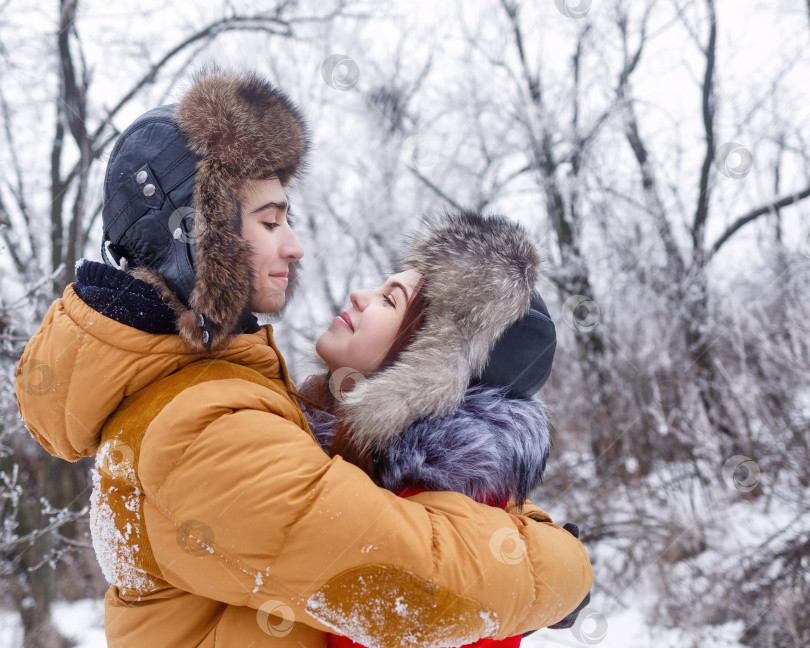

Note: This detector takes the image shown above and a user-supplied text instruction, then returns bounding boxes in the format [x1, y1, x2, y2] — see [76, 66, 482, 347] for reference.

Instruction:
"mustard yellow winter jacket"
[14, 283, 592, 647]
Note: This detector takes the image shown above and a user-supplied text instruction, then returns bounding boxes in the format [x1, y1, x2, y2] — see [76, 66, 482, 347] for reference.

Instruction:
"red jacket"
[327, 487, 522, 648]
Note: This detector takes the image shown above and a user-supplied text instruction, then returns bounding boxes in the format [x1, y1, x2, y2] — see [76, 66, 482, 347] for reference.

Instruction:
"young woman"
[299, 209, 588, 647]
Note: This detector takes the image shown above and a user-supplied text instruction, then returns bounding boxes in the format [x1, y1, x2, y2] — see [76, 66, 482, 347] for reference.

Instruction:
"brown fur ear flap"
[187, 158, 252, 343]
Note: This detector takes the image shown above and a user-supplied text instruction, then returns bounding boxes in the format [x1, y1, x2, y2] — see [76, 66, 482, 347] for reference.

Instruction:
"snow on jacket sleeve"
[137, 378, 593, 647]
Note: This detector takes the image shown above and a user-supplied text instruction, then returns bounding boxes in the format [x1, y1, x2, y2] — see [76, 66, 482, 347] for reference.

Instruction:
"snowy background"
[2, 1, 809, 647]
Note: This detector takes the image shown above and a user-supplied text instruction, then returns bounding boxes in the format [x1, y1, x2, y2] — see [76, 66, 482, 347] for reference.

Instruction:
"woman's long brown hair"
[296, 279, 428, 477]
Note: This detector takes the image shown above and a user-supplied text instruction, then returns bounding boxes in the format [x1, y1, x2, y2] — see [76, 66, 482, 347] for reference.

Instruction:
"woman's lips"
[339, 311, 354, 331]
[269, 272, 288, 286]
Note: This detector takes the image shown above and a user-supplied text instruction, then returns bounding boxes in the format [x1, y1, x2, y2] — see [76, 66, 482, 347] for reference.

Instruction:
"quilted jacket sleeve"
[138, 378, 592, 647]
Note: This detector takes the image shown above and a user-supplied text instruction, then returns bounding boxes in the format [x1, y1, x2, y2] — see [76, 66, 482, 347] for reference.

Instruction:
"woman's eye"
[263, 222, 280, 230]
[383, 295, 395, 307]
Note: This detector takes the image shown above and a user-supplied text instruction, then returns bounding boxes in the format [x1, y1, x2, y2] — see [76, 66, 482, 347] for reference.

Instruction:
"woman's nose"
[350, 290, 369, 311]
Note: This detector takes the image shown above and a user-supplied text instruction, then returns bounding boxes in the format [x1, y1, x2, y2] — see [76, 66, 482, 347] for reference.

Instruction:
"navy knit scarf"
[74, 260, 259, 335]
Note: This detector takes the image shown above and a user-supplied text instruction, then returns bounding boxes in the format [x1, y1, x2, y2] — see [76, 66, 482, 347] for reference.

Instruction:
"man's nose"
[281, 229, 304, 261]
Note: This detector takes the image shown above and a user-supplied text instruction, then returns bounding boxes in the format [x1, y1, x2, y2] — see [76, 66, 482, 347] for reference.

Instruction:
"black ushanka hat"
[101, 68, 310, 350]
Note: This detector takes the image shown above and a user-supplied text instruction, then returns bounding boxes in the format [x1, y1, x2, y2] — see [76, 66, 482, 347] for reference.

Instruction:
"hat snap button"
[136, 170, 148, 184]
[143, 183, 156, 197]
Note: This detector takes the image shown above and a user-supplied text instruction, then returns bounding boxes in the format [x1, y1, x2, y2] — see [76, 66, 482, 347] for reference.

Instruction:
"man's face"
[239, 177, 304, 313]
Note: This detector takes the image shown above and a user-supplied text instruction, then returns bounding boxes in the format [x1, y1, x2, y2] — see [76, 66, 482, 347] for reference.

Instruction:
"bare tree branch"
[89, 14, 293, 146]
[50, 91, 67, 289]
[0, 86, 32, 232]
[616, 2, 686, 279]
[58, 0, 87, 148]
[691, 0, 716, 265]
[407, 165, 461, 210]
[709, 184, 810, 259]
[0, 193, 26, 274]
[64, 14, 318, 194]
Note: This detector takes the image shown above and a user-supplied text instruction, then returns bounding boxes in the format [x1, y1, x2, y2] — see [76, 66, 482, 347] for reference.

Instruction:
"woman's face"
[239, 177, 304, 313]
[316, 268, 423, 374]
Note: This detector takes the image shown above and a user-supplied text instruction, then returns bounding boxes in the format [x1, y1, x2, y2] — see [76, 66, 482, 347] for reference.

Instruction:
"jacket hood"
[306, 386, 552, 505]
[15, 261, 284, 461]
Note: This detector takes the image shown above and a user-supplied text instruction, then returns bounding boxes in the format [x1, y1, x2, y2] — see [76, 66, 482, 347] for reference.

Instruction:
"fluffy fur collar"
[306, 386, 551, 506]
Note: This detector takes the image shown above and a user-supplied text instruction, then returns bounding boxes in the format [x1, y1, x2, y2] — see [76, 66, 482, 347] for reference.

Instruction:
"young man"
[15, 69, 592, 647]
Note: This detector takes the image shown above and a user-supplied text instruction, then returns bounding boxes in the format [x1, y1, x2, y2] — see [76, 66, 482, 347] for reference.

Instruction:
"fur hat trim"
[177, 69, 309, 185]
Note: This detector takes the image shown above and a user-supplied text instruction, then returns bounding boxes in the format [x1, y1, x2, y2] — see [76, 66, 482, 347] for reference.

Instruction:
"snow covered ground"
[0, 597, 745, 648]
[0, 599, 106, 648]
[523, 608, 745, 648]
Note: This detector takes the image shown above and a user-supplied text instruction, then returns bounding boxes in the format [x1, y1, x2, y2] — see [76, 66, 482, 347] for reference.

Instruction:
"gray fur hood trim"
[306, 386, 551, 505]
[341, 209, 542, 454]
